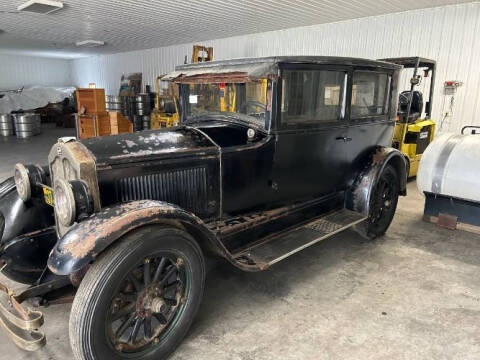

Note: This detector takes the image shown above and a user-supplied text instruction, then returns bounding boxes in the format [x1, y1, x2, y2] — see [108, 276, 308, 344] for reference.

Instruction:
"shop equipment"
[151, 45, 213, 129]
[150, 77, 179, 129]
[418, 130, 480, 233]
[192, 45, 213, 63]
[380, 57, 436, 178]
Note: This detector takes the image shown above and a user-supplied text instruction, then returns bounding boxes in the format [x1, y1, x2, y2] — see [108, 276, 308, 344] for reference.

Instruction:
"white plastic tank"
[417, 132, 480, 202]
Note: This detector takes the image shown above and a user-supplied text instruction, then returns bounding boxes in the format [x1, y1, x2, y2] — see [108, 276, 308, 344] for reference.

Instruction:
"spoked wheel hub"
[108, 255, 187, 354]
[370, 176, 395, 225]
[361, 164, 400, 239]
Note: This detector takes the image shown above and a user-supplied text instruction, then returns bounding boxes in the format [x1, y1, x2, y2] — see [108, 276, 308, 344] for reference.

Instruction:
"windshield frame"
[178, 79, 276, 134]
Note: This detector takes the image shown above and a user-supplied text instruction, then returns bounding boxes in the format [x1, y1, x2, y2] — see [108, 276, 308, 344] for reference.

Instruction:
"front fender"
[0, 177, 54, 245]
[345, 147, 407, 216]
[47, 200, 226, 276]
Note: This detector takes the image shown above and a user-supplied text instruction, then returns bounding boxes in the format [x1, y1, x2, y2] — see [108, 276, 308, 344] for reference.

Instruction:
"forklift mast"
[379, 57, 436, 121]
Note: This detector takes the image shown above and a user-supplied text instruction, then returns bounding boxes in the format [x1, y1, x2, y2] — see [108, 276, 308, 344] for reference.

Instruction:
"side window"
[281, 69, 347, 125]
[351, 71, 390, 119]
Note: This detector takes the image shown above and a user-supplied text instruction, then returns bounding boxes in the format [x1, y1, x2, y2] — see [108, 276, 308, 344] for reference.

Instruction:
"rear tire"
[357, 164, 399, 240]
[405, 157, 411, 179]
[69, 226, 205, 360]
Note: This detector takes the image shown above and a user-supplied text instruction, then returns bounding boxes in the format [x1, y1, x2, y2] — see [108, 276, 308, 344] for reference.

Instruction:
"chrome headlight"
[54, 179, 76, 226]
[14, 163, 46, 202]
[14, 164, 32, 201]
[54, 179, 93, 226]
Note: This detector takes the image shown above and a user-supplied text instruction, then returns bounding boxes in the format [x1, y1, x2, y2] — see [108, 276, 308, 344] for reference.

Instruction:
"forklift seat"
[398, 90, 423, 122]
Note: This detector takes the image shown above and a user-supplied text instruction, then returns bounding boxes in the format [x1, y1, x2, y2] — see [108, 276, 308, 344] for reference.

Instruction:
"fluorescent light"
[75, 40, 105, 48]
[17, 0, 64, 14]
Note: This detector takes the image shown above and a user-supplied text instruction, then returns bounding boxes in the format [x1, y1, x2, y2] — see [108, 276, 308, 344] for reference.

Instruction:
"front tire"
[69, 226, 205, 360]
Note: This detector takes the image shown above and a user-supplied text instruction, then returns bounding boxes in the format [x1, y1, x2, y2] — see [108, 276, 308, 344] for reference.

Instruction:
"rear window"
[351, 72, 390, 118]
[281, 69, 347, 124]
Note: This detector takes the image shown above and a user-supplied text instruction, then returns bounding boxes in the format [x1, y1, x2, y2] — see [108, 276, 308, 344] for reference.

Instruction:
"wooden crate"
[109, 112, 133, 135]
[97, 112, 111, 136]
[78, 115, 95, 139]
[77, 112, 111, 139]
[76, 88, 106, 114]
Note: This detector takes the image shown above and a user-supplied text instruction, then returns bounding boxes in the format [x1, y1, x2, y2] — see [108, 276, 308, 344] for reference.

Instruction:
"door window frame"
[276, 63, 352, 132]
[349, 68, 394, 124]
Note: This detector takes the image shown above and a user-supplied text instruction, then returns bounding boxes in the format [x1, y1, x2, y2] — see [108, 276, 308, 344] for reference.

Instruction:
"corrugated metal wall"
[72, 2, 480, 133]
[0, 54, 72, 89]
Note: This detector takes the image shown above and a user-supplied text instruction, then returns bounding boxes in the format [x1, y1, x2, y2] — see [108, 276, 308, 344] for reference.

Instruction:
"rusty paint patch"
[58, 200, 205, 259]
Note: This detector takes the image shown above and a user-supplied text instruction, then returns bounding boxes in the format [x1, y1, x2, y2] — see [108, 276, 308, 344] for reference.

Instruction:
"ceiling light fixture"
[17, 0, 64, 14]
[75, 40, 105, 48]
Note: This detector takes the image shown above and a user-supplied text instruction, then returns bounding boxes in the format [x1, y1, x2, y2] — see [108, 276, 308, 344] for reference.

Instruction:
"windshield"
[181, 79, 272, 129]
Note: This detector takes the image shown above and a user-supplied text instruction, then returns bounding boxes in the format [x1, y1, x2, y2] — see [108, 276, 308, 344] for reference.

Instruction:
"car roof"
[175, 56, 402, 71]
[379, 56, 436, 68]
[163, 56, 402, 83]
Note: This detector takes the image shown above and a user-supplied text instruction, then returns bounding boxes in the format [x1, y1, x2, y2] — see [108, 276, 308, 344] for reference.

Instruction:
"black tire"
[405, 157, 411, 179]
[357, 164, 399, 240]
[69, 226, 205, 360]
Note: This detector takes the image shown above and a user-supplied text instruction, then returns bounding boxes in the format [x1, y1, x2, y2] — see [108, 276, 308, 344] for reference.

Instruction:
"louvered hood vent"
[115, 167, 208, 214]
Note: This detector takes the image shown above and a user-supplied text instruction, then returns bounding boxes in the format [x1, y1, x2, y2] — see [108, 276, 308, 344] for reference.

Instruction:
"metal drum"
[122, 96, 136, 116]
[142, 115, 151, 130]
[106, 95, 124, 112]
[0, 114, 14, 137]
[135, 94, 151, 116]
[14, 113, 41, 138]
[133, 115, 143, 132]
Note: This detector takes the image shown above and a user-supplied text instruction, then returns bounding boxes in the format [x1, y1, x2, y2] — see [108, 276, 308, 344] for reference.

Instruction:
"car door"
[271, 64, 351, 203]
[346, 69, 396, 178]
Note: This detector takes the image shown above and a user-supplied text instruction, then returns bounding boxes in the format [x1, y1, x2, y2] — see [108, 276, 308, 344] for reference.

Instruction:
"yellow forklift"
[217, 79, 269, 113]
[380, 57, 436, 178]
[150, 77, 180, 129]
[151, 45, 214, 129]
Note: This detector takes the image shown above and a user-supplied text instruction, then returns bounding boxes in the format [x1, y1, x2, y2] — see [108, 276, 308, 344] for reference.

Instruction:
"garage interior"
[1, 1, 480, 359]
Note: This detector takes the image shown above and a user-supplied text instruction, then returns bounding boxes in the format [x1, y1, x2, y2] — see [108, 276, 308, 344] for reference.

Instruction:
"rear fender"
[345, 147, 407, 216]
[47, 200, 230, 276]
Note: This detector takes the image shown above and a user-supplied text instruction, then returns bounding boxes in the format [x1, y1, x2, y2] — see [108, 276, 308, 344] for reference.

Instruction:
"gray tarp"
[0, 86, 76, 114]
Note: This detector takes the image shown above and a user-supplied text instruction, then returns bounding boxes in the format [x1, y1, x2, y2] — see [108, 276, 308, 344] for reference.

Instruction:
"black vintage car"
[0, 56, 406, 358]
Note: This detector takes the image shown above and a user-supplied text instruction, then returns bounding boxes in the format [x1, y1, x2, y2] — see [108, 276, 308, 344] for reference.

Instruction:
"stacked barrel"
[1, 113, 41, 138]
[0, 114, 14, 137]
[14, 114, 41, 138]
[142, 115, 151, 130]
[105, 94, 153, 132]
[105, 96, 123, 113]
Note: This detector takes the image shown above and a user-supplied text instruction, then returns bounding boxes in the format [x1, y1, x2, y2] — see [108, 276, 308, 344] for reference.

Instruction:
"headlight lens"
[14, 164, 31, 202]
[54, 179, 76, 226]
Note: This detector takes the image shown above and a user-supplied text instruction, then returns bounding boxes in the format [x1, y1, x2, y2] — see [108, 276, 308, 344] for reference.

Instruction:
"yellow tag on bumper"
[43, 187, 54, 207]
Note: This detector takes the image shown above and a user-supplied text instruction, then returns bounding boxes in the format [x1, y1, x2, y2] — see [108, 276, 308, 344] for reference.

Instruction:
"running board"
[234, 209, 366, 269]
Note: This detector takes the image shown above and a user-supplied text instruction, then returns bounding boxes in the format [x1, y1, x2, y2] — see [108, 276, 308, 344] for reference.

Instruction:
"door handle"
[335, 136, 352, 142]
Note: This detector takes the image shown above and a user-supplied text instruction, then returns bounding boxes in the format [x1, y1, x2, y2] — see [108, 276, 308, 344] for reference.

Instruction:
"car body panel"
[47, 200, 240, 276]
[3, 56, 405, 281]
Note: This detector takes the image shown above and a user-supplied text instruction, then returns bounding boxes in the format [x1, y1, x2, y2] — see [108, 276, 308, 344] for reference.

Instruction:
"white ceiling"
[0, 0, 475, 59]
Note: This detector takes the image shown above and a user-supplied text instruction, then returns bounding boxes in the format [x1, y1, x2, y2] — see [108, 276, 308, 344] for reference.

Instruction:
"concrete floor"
[0, 124, 75, 181]
[0, 126, 479, 359]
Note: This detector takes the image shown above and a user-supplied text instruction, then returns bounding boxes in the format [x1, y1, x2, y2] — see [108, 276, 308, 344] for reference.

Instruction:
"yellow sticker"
[43, 187, 54, 207]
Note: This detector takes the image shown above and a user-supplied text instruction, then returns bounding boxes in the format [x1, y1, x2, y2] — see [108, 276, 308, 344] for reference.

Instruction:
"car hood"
[80, 127, 217, 166]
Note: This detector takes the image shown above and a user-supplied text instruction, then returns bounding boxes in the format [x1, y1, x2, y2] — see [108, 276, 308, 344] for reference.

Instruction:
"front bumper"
[0, 281, 45, 351]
